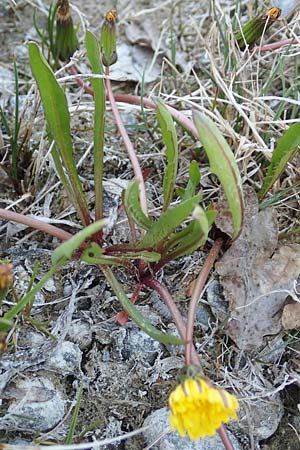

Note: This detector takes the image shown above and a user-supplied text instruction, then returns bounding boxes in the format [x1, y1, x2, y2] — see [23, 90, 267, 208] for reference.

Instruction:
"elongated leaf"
[258, 123, 300, 200]
[66, 384, 83, 444]
[124, 180, 152, 231]
[102, 266, 184, 345]
[52, 220, 108, 264]
[28, 42, 90, 225]
[1, 258, 66, 331]
[81, 242, 160, 265]
[138, 194, 201, 248]
[156, 99, 178, 211]
[166, 208, 216, 260]
[181, 160, 201, 201]
[29, 43, 72, 153]
[193, 111, 244, 239]
[85, 31, 105, 221]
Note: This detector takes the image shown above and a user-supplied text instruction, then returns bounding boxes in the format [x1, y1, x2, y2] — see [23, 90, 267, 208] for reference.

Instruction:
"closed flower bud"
[55, 0, 79, 61]
[0, 263, 13, 291]
[100, 9, 118, 67]
[236, 7, 281, 50]
[0, 263, 13, 306]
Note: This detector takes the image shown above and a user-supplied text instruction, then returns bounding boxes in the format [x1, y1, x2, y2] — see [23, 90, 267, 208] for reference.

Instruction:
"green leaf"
[0, 318, 14, 333]
[81, 242, 160, 265]
[1, 258, 66, 331]
[124, 180, 152, 231]
[166, 207, 216, 260]
[193, 111, 244, 239]
[52, 220, 109, 264]
[102, 266, 185, 345]
[156, 99, 178, 211]
[138, 194, 201, 248]
[85, 31, 105, 221]
[66, 384, 83, 444]
[258, 123, 300, 200]
[181, 160, 201, 201]
[28, 42, 90, 225]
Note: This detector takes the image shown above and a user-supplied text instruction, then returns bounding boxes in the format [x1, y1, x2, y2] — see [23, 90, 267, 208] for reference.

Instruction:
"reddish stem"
[144, 277, 201, 367]
[69, 65, 199, 141]
[185, 238, 223, 366]
[257, 38, 299, 52]
[0, 209, 72, 242]
[105, 67, 148, 217]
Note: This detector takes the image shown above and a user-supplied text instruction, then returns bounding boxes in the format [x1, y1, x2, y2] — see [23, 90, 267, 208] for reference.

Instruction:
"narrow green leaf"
[102, 266, 185, 345]
[0, 318, 14, 333]
[181, 160, 201, 201]
[52, 219, 108, 264]
[29, 42, 73, 158]
[81, 242, 160, 265]
[258, 123, 300, 200]
[166, 208, 216, 260]
[156, 99, 178, 211]
[193, 111, 244, 239]
[66, 384, 83, 444]
[85, 31, 105, 221]
[1, 258, 66, 329]
[124, 181, 152, 231]
[28, 42, 90, 225]
[138, 194, 201, 248]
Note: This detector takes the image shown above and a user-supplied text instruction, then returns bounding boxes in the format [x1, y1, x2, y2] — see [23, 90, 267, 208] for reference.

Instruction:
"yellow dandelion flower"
[169, 378, 239, 440]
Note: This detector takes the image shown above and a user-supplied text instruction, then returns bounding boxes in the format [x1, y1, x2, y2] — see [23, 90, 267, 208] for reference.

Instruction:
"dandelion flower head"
[169, 377, 239, 440]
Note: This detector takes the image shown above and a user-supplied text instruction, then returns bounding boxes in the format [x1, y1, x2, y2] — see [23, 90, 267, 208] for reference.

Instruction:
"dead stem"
[185, 237, 224, 366]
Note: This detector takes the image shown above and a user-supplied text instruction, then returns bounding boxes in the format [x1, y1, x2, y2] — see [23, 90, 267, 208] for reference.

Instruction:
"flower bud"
[100, 9, 118, 67]
[0, 263, 13, 306]
[55, 0, 79, 61]
[236, 7, 281, 50]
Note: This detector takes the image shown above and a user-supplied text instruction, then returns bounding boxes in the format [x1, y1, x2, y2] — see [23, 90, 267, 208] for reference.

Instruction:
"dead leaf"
[214, 186, 300, 350]
[282, 303, 300, 330]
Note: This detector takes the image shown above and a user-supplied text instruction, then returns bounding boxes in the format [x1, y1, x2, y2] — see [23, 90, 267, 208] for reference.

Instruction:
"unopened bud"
[55, 0, 79, 61]
[0, 263, 13, 291]
[100, 9, 118, 67]
[236, 7, 281, 50]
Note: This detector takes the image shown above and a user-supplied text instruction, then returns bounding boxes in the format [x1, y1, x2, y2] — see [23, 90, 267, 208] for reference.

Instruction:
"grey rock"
[123, 327, 162, 365]
[233, 395, 284, 440]
[47, 341, 82, 374]
[67, 320, 93, 350]
[3, 377, 65, 432]
[143, 408, 242, 450]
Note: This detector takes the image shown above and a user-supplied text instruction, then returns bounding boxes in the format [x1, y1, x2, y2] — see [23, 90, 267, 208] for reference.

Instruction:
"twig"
[185, 238, 223, 365]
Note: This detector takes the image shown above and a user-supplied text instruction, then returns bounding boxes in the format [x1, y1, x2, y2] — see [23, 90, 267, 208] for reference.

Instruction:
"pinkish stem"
[257, 38, 299, 52]
[185, 238, 223, 366]
[69, 65, 199, 141]
[105, 67, 148, 217]
[144, 277, 201, 367]
[0, 209, 72, 241]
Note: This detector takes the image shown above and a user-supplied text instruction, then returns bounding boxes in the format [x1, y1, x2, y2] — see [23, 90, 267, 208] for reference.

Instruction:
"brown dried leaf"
[215, 187, 300, 350]
[282, 303, 300, 330]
